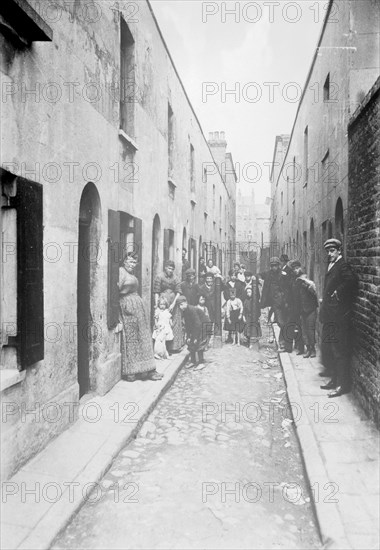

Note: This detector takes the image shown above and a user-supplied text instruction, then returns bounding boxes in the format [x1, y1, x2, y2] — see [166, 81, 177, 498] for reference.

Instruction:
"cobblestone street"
[52, 333, 321, 550]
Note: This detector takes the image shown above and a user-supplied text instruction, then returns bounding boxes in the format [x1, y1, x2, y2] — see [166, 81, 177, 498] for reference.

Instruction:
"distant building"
[236, 188, 270, 272]
[0, 0, 236, 479]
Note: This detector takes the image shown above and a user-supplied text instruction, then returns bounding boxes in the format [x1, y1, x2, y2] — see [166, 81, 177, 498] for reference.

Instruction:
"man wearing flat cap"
[260, 256, 291, 351]
[181, 268, 200, 306]
[319, 238, 358, 397]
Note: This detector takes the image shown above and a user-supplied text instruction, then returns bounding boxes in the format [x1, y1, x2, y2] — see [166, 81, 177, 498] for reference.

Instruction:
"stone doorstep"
[1, 350, 188, 550]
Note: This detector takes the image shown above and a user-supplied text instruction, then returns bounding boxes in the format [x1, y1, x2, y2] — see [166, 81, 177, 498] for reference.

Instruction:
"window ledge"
[119, 130, 138, 151]
[0, 369, 26, 392]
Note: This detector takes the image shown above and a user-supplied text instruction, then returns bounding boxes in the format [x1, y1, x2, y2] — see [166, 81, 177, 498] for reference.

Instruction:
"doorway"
[77, 183, 101, 398]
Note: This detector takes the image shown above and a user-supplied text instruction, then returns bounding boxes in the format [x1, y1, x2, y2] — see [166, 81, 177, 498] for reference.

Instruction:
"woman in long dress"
[153, 260, 183, 352]
[119, 252, 163, 382]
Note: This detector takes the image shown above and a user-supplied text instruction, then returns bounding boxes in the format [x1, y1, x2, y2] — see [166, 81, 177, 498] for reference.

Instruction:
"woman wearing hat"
[118, 252, 163, 382]
[153, 260, 183, 352]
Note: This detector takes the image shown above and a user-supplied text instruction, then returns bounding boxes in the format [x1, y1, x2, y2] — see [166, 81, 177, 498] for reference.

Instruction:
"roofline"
[146, 0, 231, 195]
[274, 0, 334, 184]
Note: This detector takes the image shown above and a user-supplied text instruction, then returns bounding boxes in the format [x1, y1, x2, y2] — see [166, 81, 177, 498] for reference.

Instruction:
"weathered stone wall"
[0, 0, 236, 479]
[347, 78, 380, 427]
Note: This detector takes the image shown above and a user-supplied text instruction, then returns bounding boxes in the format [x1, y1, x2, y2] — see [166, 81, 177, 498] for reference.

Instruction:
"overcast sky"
[151, 0, 328, 202]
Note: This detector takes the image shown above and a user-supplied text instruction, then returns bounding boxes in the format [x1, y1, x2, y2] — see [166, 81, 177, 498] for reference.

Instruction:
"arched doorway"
[309, 219, 315, 280]
[77, 183, 101, 398]
[335, 197, 344, 244]
[151, 214, 161, 324]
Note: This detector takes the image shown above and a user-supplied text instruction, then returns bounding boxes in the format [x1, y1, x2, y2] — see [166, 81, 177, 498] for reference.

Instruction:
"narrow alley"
[52, 335, 320, 550]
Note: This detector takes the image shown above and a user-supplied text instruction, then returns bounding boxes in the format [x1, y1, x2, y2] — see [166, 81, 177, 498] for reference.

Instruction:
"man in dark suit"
[319, 239, 357, 397]
[260, 257, 291, 352]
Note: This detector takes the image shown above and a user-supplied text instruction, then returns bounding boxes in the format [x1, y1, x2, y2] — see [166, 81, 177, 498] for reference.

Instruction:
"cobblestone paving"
[53, 333, 321, 549]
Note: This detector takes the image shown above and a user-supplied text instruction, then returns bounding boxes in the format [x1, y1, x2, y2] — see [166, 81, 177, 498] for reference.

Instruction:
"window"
[323, 73, 330, 102]
[120, 17, 135, 136]
[213, 185, 215, 211]
[164, 229, 175, 263]
[303, 126, 308, 186]
[281, 191, 283, 207]
[1, 170, 44, 368]
[168, 180, 176, 199]
[168, 103, 174, 176]
[203, 168, 207, 210]
[0, 0, 53, 44]
[190, 144, 195, 192]
[292, 156, 296, 200]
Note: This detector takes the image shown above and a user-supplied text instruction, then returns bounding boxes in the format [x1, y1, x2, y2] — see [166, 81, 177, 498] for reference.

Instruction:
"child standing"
[243, 287, 262, 349]
[196, 293, 212, 349]
[224, 288, 244, 345]
[178, 296, 208, 370]
[152, 298, 173, 359]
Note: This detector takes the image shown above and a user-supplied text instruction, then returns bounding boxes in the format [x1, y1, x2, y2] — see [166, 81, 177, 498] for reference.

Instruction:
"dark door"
[77, 218, 91, 397]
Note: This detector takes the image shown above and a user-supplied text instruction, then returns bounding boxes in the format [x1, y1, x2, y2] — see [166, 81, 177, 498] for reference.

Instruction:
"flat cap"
[270, 256, 280, 265]
[177, 295, 187, 304]
[185, 268, 196, 276]
[324, 238, 342, 250]
[289, 259, 301, 268]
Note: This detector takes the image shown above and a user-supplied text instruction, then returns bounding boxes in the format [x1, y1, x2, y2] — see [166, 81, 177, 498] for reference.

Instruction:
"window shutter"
[163, 229, 170, 264]
[107, 210, 120, 329]
[16, 177, 44, 368]
[134, 217, 143, 296]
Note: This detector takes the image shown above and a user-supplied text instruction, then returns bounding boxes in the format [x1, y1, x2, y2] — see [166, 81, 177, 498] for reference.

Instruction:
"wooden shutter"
[107, 210, 120, 329]
[16, 177, 44, 367]
[163, 229, 170, 265]
[134, 217, 143, 296]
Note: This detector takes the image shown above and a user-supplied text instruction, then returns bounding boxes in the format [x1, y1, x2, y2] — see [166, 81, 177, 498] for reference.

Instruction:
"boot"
[309, 347, 316, 358]
[303, 346, 311, 358]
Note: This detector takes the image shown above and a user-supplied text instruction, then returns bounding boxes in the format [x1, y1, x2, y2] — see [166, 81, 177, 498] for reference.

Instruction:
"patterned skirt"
[120, 293, 156, 375]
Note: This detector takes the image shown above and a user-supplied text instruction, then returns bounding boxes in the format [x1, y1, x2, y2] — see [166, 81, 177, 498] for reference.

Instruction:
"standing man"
[182, 248, 191, 281]
[319, 239, 357, 397]
[260, 257, 291, 352]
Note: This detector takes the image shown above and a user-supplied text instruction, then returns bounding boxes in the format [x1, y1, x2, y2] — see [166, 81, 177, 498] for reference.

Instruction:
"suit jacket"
[260, 271, 290, 309]
[319, 258, 357, 323]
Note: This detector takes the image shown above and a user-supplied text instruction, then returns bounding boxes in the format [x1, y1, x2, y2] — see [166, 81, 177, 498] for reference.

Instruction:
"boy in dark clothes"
[178, 295, 208, 371]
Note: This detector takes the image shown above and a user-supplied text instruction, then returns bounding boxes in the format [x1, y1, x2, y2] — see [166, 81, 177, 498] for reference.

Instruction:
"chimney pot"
[215, 131, 219, 140]
[209, 132, 213, 140]
[220, 131, 225, 140]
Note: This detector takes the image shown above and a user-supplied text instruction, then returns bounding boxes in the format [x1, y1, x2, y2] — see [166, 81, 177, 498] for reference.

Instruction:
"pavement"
[273, 324, 380, 550]
[51, 339, 320, 550]
[0, 350, 188, 550]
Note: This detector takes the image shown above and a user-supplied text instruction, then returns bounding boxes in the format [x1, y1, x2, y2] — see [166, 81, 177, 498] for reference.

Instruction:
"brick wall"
[347, 77, 380, 427]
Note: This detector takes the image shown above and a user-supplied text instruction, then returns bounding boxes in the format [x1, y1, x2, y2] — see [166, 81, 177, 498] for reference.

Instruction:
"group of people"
[260, 239, 357, 398]
[117, 239, 357, 397]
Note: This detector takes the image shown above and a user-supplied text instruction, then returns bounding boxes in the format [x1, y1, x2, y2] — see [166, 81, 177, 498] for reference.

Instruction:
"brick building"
[269, 0, 379, 423]
[347, 77, 380, 426]
[270, 0, 380, 294]
[0, 0, 236, 479]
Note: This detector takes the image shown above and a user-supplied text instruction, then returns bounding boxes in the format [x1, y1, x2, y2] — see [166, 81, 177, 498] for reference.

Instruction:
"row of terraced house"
[0, 0, 237, 480]
[270, 0, 380, 424]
